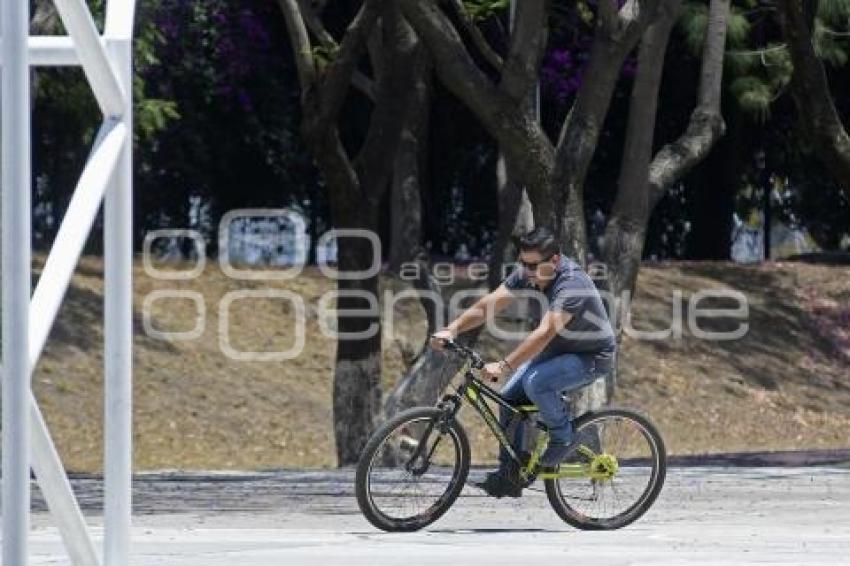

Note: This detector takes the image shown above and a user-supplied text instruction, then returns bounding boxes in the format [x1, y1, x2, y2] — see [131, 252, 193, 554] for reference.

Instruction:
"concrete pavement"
[10, 466, 850, 565]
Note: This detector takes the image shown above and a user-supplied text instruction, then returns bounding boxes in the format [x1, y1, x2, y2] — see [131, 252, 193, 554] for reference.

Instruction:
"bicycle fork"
[404, 394, 463, 476]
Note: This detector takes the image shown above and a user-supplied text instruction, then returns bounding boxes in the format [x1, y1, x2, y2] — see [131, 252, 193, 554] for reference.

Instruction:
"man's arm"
[431, 284, 515, 347]
[502, 309, 573, 370]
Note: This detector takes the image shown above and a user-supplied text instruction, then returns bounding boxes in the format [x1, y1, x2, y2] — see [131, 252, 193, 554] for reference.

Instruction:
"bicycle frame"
[435, 363, 599, 482]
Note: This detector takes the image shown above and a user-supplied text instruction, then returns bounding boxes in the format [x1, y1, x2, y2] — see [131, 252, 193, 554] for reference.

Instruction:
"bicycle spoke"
[366, 416, 461, 523]
[552, 412, 660, 524]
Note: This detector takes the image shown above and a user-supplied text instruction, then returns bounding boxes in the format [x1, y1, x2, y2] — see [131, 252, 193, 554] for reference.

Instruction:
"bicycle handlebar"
[431, 335, 485, 370]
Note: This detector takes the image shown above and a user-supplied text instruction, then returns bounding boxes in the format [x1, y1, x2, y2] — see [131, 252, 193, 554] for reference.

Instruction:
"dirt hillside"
[18, 255, 850, 471]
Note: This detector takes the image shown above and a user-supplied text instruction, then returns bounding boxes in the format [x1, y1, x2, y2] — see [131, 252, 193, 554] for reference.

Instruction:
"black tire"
[355, 407, 470, 532]
[545, 407, 667, 530]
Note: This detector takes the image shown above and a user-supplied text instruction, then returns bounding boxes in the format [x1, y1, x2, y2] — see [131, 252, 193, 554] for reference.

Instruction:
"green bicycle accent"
[465, 376, 617, 484]
[355, 339, 667, 532]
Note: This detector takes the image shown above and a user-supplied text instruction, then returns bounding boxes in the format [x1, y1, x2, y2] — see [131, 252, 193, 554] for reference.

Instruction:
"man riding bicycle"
[430, 227, 616, 498]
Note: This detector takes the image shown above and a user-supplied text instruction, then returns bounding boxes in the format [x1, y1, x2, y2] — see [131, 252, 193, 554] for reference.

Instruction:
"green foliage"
[133, 10, 181, 141]
[462, 0, 510, 22]
[814, 20, 850, 66]
[679, 1, 709, 56]
[726, 6, 751, 48]
[725, 44, 793, 122]
[679, 2, 750, 55]
[135, 78, 181, 141]
[725, 49, 756, 75]
[818, 0, 850, 24]
[678, 0, 848, 120]
[815, 0, 850, 67]
[679, 1, 777, 121]
[730, 75, 773, 122]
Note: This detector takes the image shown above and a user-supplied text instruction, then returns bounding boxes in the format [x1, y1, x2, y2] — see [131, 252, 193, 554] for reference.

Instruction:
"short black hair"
[517, 226, 560, 257]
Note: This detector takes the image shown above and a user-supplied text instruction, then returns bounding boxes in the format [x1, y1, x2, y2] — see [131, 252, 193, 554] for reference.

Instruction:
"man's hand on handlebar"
[428, 332, 491, 373]
[482, 361, 507, 384]
[429, 329, 455, 351]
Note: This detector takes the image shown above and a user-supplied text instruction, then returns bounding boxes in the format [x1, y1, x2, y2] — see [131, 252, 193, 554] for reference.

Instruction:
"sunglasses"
[520, 253, 556, 272]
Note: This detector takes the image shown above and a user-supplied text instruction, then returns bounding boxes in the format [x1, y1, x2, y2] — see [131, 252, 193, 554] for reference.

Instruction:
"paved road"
[14, 466, 850, 565]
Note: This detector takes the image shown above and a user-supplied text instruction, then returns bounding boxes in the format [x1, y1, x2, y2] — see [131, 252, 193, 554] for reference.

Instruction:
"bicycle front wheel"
[545, 407, 667, 530]
[355, 407, 470, 532]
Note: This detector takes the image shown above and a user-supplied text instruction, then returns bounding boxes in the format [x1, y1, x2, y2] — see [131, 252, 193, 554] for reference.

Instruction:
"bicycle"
[355, 338, 667, 532]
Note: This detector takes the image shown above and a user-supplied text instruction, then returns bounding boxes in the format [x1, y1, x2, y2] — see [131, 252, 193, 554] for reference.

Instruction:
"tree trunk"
[388, 49, 431, 273]
[604, 0, 682, 305]
[647, 0, 730, 210]
[603, 0, 730, 401]
[553, 36, 633, 265]
[600, 0, 682, 402]
[552, 1, 664, 264]
[777, 0, 850, 188]
[686, 108, 746, 259]
[396, 0, 556, 228]
[332, 207, 384, 464]
[279, 0, 426, 465]
[492, 155, 531, 290]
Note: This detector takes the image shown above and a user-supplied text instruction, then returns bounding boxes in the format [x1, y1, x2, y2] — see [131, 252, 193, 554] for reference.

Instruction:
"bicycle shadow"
[349, 528, 566, 536]
[429, 528, 564, 534]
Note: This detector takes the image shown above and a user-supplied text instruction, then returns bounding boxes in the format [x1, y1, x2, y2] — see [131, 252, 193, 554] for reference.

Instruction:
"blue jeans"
[497, 350, 609, 468]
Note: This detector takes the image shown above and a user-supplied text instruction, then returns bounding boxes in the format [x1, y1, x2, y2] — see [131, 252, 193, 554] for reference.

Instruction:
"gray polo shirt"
[502, 256, 616, 368]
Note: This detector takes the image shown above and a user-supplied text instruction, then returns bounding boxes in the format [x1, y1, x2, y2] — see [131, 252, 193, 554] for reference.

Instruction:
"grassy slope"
[24, 254, 850, 471]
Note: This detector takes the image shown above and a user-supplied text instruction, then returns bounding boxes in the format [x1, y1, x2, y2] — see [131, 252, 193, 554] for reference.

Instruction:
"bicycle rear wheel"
[355, 407, 470, 532]
[545, 407, 666, 530]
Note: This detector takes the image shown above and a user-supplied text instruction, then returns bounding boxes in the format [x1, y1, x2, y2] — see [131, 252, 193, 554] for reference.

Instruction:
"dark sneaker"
[473, 469, 523, 498]
[542, 425, 603, 467]
[572, 424, 601, 456]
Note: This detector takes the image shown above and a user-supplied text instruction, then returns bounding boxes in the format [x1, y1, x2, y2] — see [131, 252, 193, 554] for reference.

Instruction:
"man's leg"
[522, 352, 599, 466]
[496, 360, 532, 469]
[474, 357, 542, 497]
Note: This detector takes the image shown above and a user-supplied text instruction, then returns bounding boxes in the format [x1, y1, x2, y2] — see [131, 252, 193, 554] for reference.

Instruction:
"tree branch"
[613, 0, 682, 223]
[618, 0, 642, 29]
[317, 0, 385, 124]
[277, 0, 317, 98]
[618, 0, 663, 43]
[648, 0, 731, 205]
[296, 0, 376, 100]
[777, 0, 850, 186]
[603, 0, 683, 273]
[697, 0, 728, 109]
[397, 0, 501, 114]
[367, 24, 385, 85]
[598, 0, 619, 33]
[399, 0, 554, 227]
[297, 0, 336, 45]
[354, 6, 425, 199]
[447, 0, 504, 71]
[499, 0, 548, 101]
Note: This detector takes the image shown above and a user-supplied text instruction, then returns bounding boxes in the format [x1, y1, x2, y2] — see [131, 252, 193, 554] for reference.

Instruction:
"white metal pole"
[52, 0, 125, 116]
[2, 1, 32, 565]
[29, 400, 100, 566]
[30, 119, 126, 365]
[103, 37, 133, 566]
[0, 36, 81, 66]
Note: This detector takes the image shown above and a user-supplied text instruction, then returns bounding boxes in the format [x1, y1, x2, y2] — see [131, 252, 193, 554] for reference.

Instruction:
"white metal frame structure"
[1, 1, 137, 565]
